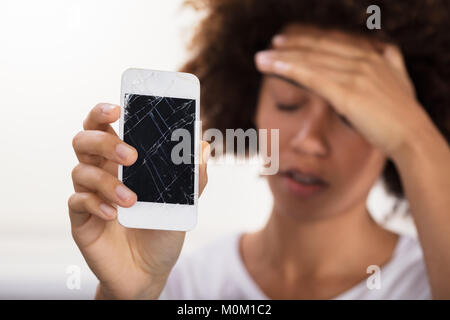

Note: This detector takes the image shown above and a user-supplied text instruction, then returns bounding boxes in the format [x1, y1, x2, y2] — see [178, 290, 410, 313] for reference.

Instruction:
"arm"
[391, 117, 450, 299]
[255, 26, 450, 298]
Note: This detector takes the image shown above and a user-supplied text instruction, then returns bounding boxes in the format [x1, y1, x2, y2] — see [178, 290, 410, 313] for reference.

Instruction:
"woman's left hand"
[256, 27, 450, 299]
[255, 27, 432, 158]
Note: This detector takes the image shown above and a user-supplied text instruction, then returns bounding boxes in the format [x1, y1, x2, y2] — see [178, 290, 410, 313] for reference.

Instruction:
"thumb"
[199, 141, 210, 197]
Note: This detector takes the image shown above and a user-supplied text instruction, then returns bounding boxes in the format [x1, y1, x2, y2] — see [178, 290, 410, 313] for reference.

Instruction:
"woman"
[68, 0, 450, 299]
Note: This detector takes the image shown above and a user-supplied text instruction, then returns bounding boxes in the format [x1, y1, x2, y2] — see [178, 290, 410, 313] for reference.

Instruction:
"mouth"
[280, 168, 328, 197]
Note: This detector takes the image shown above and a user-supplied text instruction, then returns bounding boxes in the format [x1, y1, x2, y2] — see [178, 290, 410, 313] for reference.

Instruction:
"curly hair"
[180, 0, 450, 198]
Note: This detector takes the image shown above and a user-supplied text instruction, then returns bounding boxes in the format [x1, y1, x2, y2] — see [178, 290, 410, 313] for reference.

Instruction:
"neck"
[246, 201, 398, 279]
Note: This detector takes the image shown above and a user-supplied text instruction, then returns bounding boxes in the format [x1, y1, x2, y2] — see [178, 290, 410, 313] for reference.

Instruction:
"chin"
[267, 175, 342, 222]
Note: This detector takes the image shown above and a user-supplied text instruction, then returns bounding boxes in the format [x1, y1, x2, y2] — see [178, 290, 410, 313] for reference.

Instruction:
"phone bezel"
[118, 68, 200, 231]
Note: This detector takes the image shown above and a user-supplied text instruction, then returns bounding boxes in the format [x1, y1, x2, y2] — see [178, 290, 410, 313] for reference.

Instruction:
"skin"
[69, 25, 450, 299]
[250, 25, 450, 299]
[241, 74, 399, 299]
[69, 104, 210, 299]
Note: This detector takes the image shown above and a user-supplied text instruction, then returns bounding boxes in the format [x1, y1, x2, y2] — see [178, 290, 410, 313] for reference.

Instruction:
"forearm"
[392, 118, 450, 299]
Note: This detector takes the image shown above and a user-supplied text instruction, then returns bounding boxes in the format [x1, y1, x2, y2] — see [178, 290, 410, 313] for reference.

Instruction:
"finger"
[382, 44, 408, 74]
[254, 50, 350, 115]
[199, 140, 210, 165]
[272, 30, 380, 60]
[83, 103, 120, 135]
[71, 163, 137, 208]
[257, 48, 363, 72]
[68, 192, 117, 225]
[73, 130, 138, 166]
[382, 44, 416, 96]
[199, 141, 210, 196]
[255, 50, 351, 86]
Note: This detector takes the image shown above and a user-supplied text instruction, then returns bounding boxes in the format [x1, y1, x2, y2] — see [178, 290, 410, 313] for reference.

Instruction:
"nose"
[289, 104, 330, 157]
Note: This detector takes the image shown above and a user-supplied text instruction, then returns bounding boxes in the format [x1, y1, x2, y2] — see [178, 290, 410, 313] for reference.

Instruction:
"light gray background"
[0, 0, 415, 299]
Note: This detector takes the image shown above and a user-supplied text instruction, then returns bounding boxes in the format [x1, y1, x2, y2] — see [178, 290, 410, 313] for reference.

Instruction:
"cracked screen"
[122, 93, 195, 205]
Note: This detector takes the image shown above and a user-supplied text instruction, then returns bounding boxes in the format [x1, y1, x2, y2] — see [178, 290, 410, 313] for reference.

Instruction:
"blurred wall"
[0, 0, 414, 299]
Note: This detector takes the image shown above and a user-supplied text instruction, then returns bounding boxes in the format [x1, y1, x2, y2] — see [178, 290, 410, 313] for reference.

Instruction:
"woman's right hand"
[68, 103, 209, 299]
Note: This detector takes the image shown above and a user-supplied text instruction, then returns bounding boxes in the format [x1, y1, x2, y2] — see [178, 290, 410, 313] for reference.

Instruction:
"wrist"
[391, 114, 448, 167]
[95, 274, 169, 300]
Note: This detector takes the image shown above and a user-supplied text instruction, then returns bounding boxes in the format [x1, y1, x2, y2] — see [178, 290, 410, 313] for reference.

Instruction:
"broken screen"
[122, 93, 195, 205]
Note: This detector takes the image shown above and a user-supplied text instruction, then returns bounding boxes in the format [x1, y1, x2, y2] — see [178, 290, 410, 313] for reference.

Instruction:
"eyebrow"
[267, 74, 308, 90]
[267, 73, 332, 106]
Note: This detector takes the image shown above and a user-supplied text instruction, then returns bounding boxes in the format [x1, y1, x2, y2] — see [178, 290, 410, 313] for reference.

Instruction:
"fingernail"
[101, 104, 117, 114]
[115, 185, 134, 201]
[273, 60, 290, 72]
[99, 203, 116, 218]
[116, 143, 134, 160]
[255, 51, 274, 68]
[272, 35, 285, 45]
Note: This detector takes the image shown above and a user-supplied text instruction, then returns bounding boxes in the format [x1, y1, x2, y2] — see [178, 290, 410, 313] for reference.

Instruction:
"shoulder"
[338, 234, 432, 299]
[389, 234, 430, 287]
[159, 231, 248, 299]
[380, 234, 432, 299]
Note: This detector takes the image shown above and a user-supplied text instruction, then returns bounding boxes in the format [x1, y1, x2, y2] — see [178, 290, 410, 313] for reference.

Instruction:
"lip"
[280, 168, 328, 198]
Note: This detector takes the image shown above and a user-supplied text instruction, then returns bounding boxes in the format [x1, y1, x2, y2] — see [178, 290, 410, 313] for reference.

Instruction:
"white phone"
[118, 68, 200, 231]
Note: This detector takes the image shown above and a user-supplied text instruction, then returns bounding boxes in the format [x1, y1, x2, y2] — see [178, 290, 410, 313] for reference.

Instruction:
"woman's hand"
[68, 103, 209, 299]
[254, 26, 450, 298]
[255, 26, 433, 159]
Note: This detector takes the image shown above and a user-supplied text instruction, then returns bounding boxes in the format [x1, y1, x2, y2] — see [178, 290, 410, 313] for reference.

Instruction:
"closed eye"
[276, 103, 305, 112]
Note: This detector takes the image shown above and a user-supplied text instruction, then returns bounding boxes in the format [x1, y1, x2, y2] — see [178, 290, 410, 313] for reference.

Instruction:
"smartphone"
[118, 68, 200, 231]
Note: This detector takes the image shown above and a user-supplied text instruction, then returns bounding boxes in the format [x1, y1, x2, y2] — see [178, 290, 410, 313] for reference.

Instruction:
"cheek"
[255, 103, 280, 154]
[256, 101, 278, 130]
[255, 104, 298, 153]
[332, 133, 386, 192]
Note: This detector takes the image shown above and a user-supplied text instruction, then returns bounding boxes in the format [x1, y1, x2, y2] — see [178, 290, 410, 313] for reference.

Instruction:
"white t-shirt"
[159, 232, 431, 299]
